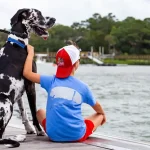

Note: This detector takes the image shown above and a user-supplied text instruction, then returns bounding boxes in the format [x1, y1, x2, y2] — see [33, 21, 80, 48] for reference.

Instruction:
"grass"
[104, 59, 150, 65]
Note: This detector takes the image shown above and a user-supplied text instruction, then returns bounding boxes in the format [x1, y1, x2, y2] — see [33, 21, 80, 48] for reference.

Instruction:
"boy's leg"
[36, 109, 46, 126]
[78, 113, 104, 142]
[85, 113, 104, 131]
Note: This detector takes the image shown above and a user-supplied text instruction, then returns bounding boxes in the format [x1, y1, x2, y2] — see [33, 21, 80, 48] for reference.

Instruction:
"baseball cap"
[56, 45, 80, 78]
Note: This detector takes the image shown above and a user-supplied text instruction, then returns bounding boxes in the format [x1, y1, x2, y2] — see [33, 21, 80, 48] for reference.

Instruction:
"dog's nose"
[50, 18, 56, 22]
[46, 17, 56, 26]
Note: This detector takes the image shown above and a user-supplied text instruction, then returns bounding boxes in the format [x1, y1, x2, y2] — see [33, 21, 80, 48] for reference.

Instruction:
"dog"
[0, 8, 55, 147]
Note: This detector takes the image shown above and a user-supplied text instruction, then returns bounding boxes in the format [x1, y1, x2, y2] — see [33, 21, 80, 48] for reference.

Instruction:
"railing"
[35, 52, 100, 58]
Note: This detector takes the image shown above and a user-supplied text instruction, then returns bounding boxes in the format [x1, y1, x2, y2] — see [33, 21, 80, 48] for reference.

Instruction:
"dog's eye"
[38, 12, 42, 16]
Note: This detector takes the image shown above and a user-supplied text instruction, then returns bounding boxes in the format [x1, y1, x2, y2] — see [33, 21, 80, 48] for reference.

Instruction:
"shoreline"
[45, 58, 150, 66]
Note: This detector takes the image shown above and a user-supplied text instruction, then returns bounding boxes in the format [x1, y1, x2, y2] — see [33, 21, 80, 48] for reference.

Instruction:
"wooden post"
[47, 48, 49, 62]
[91, 46, 93, 58]
[91, 46, 94, 64]
[99, 46, 101, 59]
[102, 47, 104, 55]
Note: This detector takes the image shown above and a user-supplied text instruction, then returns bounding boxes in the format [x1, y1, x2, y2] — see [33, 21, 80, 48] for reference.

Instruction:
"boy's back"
[40, 75, 96, 141]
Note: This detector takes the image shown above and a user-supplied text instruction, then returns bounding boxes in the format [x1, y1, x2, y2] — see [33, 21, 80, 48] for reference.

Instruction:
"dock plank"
[1, 126, 150, 150]
[2, 126, 105, 150]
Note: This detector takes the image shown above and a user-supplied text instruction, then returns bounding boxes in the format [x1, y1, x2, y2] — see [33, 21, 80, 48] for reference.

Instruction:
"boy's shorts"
[42, 119, 94, 142]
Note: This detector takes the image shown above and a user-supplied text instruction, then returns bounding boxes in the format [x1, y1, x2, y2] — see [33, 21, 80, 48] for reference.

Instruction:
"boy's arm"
[92, 101, 106, 125]
[23, 45, 40, 83]
[92, 101, 105, 115]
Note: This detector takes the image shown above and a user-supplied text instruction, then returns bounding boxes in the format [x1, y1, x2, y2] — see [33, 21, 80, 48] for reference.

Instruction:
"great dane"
[0, 8, 55, 147]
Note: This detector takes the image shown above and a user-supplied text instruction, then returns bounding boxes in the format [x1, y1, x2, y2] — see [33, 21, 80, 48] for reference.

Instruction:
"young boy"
[23, 44, 106, 142]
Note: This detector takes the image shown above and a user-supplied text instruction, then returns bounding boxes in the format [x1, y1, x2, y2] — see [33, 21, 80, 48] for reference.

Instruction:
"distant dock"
[35, 52, 117, 66]
[2, 125, 150, 150]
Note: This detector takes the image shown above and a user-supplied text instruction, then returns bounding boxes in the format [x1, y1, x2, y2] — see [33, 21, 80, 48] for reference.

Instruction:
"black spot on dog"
[0, 107, 5, 117]
[9, 90, 15, 104]
[0, 76, 11, 93]
[0, 118, 4, 132]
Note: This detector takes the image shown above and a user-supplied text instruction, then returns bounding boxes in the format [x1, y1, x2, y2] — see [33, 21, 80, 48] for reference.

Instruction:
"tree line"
[0, 13, 150, 55]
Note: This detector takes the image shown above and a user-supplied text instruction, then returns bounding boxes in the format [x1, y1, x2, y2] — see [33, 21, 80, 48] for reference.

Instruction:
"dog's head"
[10, 8, 56, 39]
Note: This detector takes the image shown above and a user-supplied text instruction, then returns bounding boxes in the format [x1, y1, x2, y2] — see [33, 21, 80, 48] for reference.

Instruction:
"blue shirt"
[40, 75, 96, 141]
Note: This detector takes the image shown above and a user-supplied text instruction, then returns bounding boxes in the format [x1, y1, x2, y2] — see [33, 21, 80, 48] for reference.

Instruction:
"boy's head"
[56, 45, 80, 78]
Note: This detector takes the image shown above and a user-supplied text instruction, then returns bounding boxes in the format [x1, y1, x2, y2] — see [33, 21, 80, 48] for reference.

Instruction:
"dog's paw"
[37, 130, 45, 136]
[24, 121, 35, 134]
[34, 126, 45, 136]
[26, 130, 35, 134]
[9, 135, 26, 142]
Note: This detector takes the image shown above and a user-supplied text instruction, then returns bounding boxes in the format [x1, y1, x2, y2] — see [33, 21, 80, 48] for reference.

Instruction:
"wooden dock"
[2, 125, 150, 150]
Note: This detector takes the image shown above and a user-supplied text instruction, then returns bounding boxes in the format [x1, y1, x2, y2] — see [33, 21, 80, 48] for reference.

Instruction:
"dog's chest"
[0, 74, 24, 102]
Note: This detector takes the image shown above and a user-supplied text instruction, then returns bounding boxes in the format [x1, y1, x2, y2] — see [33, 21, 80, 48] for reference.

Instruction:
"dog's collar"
[7, 37, 26, 48]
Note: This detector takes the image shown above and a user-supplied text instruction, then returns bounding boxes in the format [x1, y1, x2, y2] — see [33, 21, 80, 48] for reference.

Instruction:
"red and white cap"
[56, 45, 80, 78]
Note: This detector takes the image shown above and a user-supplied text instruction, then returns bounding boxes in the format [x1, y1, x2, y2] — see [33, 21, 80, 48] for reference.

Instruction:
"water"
[12, 64, 150, 143]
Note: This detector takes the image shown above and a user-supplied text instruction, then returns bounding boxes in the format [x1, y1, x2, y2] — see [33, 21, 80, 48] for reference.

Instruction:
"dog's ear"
[10, 8, 29, 26]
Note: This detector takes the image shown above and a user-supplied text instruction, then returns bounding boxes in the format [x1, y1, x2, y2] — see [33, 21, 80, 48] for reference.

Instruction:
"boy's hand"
[27, 44, 34, 57]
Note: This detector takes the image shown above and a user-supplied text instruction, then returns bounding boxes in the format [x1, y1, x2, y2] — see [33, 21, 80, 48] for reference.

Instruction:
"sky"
[0, 0, 150, 29]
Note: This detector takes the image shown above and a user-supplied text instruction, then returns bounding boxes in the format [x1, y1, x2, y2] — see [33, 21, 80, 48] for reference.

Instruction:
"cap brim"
[56, 66, 73, 78]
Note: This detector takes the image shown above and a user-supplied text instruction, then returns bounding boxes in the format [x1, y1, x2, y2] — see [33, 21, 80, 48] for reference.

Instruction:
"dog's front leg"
[24, 80, 44, 136]
[24, 61, 44, 136]
[17, 98, 35, 134]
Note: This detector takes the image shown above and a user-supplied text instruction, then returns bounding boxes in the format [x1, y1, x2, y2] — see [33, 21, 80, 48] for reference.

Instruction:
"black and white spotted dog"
[0, 8, 55, 147]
